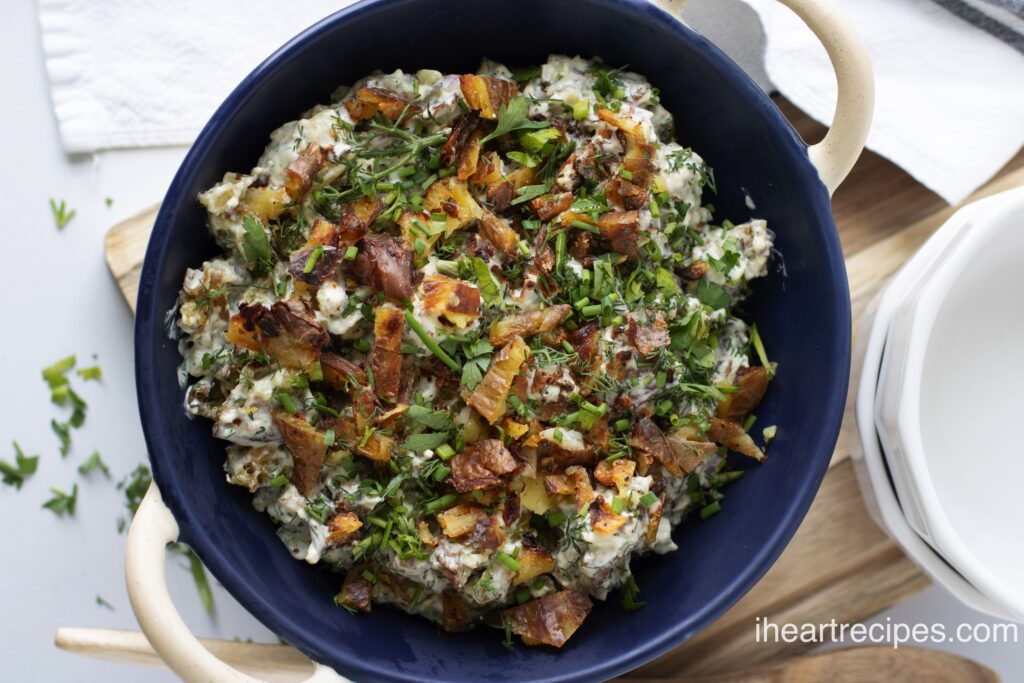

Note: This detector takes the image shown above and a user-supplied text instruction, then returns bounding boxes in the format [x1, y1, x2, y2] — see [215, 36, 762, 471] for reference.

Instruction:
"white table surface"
[1, 0, 1020, 681]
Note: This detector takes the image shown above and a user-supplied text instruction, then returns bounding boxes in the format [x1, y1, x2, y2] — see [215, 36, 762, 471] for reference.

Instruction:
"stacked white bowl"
[854, 186, 1024, 622]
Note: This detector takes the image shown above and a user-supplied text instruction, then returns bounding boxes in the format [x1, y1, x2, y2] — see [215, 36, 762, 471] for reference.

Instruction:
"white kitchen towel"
[38, 0, 354, 153]
[738, 0, 1024, 204]
[40, 0, 1024, 203]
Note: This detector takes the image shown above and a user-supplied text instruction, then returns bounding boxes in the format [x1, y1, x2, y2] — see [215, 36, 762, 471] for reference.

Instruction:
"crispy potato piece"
[327, 511, 363, 545]
[320, 352, 367, 391]
[607, 176, 648, 211]
[336, 196, 383, 246]
[457, 129, 484, 181]
[272, 410, 328, 496]
[503, 591, 592, 648]
[344, 87, 420, 123]
[590, 499, 627, 535]
[285, 143, 325, 199]
[424, 176, 483, 235]
[479, 209, 520, 256]
[513, 546, 556, 586]
[467, 514, 506, 551]
[644, 494, 664, 546]
[716, 366, 770, 420]
[682, 260, 710, 281]
[627, 311, 670, 357]
[351, 232, 414, 301]
[242, 186, 289, 221]
[518, 475, 556, 514]
[227, 301, 328, 371]
[537, 433, 595, 471]
[568, 322, 602, 364]
[708, 417, 766, 462]
[629, 417, 680, 477]
[531, 192, 573, 221]
[436, 503, 488, 538]
[336, 565, 373, 613]
[488, 305, 571, 346]
[441, 112, 482, 167]
[442, 590, 475, 632]
[447, 439, 518, 492]
[542, 474, 574, 496]
[503, 418, 529, 440]
[665, 431, 717, 476]
[467, 336, 529, 424]
[289, 243, 342, 286]
[420, 274, 482, 328]
[595, 108, 655, 187]
[371, 305, 404, 402]
[417, 520, 439, 547]
[594, 458, 636, 497]
[459, 74, 518, 120]
[567, 466, 595, 511]
[597, 211, 640, 258]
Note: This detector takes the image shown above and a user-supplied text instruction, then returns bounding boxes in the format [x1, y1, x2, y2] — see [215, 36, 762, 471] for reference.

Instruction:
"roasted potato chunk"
[665, 431, 717, 475]
[351, 232, 414, 301]
[597, 211, 640, 259]
[590, 499, 627, 535]
[371, 305, 405, 402]
[513, 546, 556, 586]
[442, 590, 475, 632]
[420, 274, 482, 328]
[503, 590, 592, 648]
[447, 439, 518, 492]
[336, 565, 373, 613]
[284, 142, 324, 200]
[437, 503, 487, 538]
[627, 311, 670, 357]
[320, 352, 367, 391]
[467, 336, 529, 424]
[459, 74, 518, 120]
[272, 410, 328, 496]
[708, 417, 766, 462]
[594, 458, 636, 496]
[479, 209, 520, 257]
[227, 301, 328, 372]
[488, 305, 571, 346]
[327, 511, 363, 545]
[716, 366, 770, 420]
[344, 87, 419, 123]
[531, 192, 573, 221]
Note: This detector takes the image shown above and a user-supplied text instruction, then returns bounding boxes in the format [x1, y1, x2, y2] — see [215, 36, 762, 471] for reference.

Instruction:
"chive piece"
[554, 231, 567, 275]
[572, 99, 590, 121]
[516, 240, 531, 257]
[561, 340, 575, 354]
[570, 219, 599, 234]
[324, 429, 336, 447]
[700, 501, 721, 519]
[619, 169, 634, 181]
[436, 443, 455, 461]
[344, 246, 359, 260]
[354, 338, 371, 353]
[750, 324, 775, 378]
[396, 166, 417, 178]
[276, 392, 297, 414]
[639, 491, 658, 508]
[573, 296, 590, 310]
[309, 361, 324, 382]
[303, 245, 324, 274]
[742, 414, 757, 432]
[649, 193, 660, 218]
[615, 418, 630, 432]
[655, 371, 667, 388]
[581, 304, 602, 318]
[515, 586, 533, 604]
[404, 310, 461, 372]
[496, 552, 522, 571]
[547, 510, 566, 527]
[611, 496, 624, 515]
[424, 493, 457, 513]
[77, 366, 102, 381]
[270, 475, 288, 488]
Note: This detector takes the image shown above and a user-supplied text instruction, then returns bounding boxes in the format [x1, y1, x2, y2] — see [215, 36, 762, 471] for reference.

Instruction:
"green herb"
[184, 547, 216, 614]
[50, 198, 76, 230]
[270, 475, 289, 488]
[519, 127, 561, 152]
[749, 324, 776, 379]
[274, 391, 297, 414]
[240, 216, 273, 272]
[42, 484, 78, 517]
[116, 464, 152, 532]
[95, 595, 114, 610]
[401, 432, 450, 453]
[76, 366, 102, 381]
[424, 493, 457, 514]
[510, 183, 551, 206]
[78, 451, 111, 478]
[471, 257, 502, 305]
[611, 496, 624, 515]
[305, 495, 334, 524]
[302, 245, 324, 273]
[344, 246, 359, 260]
[639, 491, 658, 508]
[507, 151, 539, 168]
[51, 420, 72, 457]
[404, 310, 461, 372]
[620, 573, 647, 611]
[496, 552, 521, 571]
[43, 355, 76, 390]
[655, 267, 678, 296]
[572, 99, 590, 121]
[0, 442, 39, 489]
[695, 280, 731, 310]
[405, 405, 454, 431]
[480, 97, 550, 144]
[700, 501, 721, 519]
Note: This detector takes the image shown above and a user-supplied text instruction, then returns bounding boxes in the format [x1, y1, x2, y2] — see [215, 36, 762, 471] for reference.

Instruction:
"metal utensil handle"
[656, 0, 875, 195]
[125, 483, 348, 683]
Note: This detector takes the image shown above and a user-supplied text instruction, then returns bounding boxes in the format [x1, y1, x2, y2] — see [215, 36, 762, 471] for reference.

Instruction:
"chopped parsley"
[0, 442, 39, 490]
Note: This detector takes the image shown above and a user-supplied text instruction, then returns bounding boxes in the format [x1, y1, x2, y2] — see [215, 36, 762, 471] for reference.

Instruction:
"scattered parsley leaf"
[78, 451, 111, 478]
[95, 595, 115, 610]
[241, 216, 273, 272]
[0, 442, 39, 490]
[471, 257, 502, 305]
[43, 355, 76, 390]
[480, 97, 550, 144]
[42, 484, 78, 517]
[400, 432, 450, 453]
[405, 405, 454, 431]
[621, 573, 647, 611]
[184, 547, 215, 615]
[104, 197, 114, 208]
[510, 182, 552, 206]
[695, 280, 731, 310]
[50, 198, 76, 230]
[116, 465, 152, 532]
[51, 420, 72, 457]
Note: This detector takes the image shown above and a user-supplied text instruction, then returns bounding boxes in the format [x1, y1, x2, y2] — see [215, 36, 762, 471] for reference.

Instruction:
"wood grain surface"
[104, 99, 1024, 677]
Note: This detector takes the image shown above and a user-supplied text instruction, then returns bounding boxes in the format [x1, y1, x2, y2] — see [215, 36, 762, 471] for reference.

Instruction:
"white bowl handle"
[125, 483, 348, 682]
[655, 0, 875, 195]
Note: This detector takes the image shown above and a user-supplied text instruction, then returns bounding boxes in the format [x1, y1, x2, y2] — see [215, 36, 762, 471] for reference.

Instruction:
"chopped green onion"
[546, 510, 566, 527]
[581, 304, 602, 318]
[615, 418, 631, 432]
[324, 429, 336, 447]
[700, 501, 721, 519]
[303, 245, 324, 273]
[436, 443, 455, 461]
[554, 231, 567, 275]
[309, 361, 323, 382]
[611, 496, 624, 514]
[570, 220, 599, 234]
[424, 493, 458, 514]
[619, 169, 634, 180]
[572, 99, 590, 121]
[354, 338, 371, 353]
[404, 310, 461, 372]
[270, 475, 289, 488]
[496, 552, 521, 572]
[639, 491, 658, 508]
[344, 246, 359, 260]
[275, 392, 297, 414]
[742, 414, 757, 432]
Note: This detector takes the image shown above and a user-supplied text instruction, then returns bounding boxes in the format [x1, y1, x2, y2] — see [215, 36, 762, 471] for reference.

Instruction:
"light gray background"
[1, 0, 1020, 680]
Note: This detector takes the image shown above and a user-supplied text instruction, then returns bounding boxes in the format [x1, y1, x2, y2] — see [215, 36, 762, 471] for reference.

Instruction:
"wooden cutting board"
[105, 99, 1024, 678]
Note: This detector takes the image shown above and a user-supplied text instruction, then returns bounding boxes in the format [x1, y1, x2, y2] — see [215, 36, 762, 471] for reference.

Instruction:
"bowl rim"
[893, 187, 1024, 619]
[132, 0, 852, 679]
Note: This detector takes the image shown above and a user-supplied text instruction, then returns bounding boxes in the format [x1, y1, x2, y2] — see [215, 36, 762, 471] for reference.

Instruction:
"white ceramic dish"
[890, 187, 1024, 621]
[853, 268, 1018, 622]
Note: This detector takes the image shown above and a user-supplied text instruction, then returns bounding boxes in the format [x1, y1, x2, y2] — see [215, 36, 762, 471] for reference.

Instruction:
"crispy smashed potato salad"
[176, 55, 777, 648]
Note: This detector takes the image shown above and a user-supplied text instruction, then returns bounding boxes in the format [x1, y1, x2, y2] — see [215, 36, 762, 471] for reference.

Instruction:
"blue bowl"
[134, 0, 850, 680]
